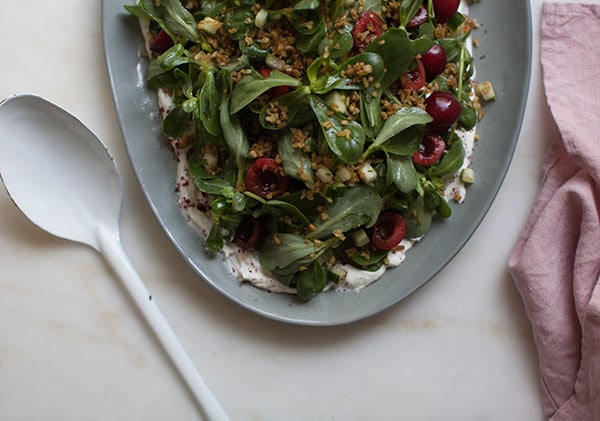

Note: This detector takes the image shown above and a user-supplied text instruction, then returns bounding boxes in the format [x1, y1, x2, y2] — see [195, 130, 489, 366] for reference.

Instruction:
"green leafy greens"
[127, 0, 482, 300]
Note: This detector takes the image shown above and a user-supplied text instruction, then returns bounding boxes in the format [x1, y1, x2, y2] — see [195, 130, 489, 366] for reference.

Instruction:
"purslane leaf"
[224, 7, 256, 41]
[359, 91, 383, 138]
[161, 0, 202, 42]
[307, 184, 383, 240]
[220, 96, 249, 180]
[309, 95, 365, 164]
[295, 19, 327, 53]
[384, 126, 423, 155]
[199, 71, 221, 136]
[403, 195, 433, 238]
[259, 233, 322, 272]
[296, 260, 327, 301]
[277, 130, 314, 186]
[193, 176, 235, 199]
[262, 200, 312, 226]
[309, 53, 385, 94]
[162, 106, 190, 138]
[363, 107, 432, 158]
[432, 138, 465, 176]
[399, 0, 424, 27]
[230, 70, 302, 114]
[259, 86, 311, 130]
[125, 0, 176, 40]
[318, 28, 353, 60]
[386, 154, 419, 193]
[364, 28, 416, 91]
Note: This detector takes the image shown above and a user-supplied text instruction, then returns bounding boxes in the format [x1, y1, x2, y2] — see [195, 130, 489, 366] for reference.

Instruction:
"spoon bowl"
[0, 94, 228, 421]
[0, 94, 120, 249]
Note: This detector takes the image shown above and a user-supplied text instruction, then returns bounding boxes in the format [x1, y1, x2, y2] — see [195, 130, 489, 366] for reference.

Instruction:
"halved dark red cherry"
[150, 29, 174, 54]
[433, 0, 460, 23]
[258, 68, 291, 98]
[406, 5, 428, 29]
[412, 132, 446, 166]
[421, 44, 447, 80]
[258, 68, 272, 78]
[425, 91, 461, 132]
[245, 157, 290, 199]
[399, 59, 426, 92]
[352, 11, 385, 51]
[370, 211, 406, 250]
[234, 215, 264, 249]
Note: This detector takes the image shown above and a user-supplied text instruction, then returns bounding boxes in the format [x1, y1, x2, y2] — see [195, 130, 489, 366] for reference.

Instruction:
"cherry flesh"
[399, 59, 426, 92]
[234, 215, 265, 249]
[406, 5, 428, 29]
[370, 211, 406, 250]
[245, 157, 290, 199]
[150, 29, 174, 54]
[352, 11, 385, 50]
[412, 132, 446, 166]
[425, 91, 461, 132]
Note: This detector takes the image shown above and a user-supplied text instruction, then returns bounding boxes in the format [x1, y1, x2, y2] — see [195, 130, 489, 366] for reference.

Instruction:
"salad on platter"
[125, 0, 494, 301]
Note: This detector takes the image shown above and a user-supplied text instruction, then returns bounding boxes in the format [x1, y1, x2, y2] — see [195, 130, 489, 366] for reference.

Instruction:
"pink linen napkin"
[508, 3, 600, 420]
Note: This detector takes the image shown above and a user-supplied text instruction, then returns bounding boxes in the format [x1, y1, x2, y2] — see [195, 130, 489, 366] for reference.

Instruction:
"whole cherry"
[425, 91, 462, 132]
[433, 0, 460, 23]
[421, 44, 448, 80]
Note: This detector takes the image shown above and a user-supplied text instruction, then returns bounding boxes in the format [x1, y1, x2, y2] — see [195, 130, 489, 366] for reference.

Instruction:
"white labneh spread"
[142, 2, 477, 295]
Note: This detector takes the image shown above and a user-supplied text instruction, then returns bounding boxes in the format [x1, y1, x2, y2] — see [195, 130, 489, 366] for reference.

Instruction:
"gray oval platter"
[102, 0, 532, 326]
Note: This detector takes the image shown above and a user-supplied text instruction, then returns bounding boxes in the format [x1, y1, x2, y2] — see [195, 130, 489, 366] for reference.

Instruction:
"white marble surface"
[0, 1, 585, 419]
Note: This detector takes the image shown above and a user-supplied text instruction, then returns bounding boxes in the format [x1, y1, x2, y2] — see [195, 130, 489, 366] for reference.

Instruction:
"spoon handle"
[96, 226, 229, 421]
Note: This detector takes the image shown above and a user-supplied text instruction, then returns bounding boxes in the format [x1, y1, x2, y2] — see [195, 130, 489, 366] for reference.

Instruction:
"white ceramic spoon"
[0, 93, 229, 421]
